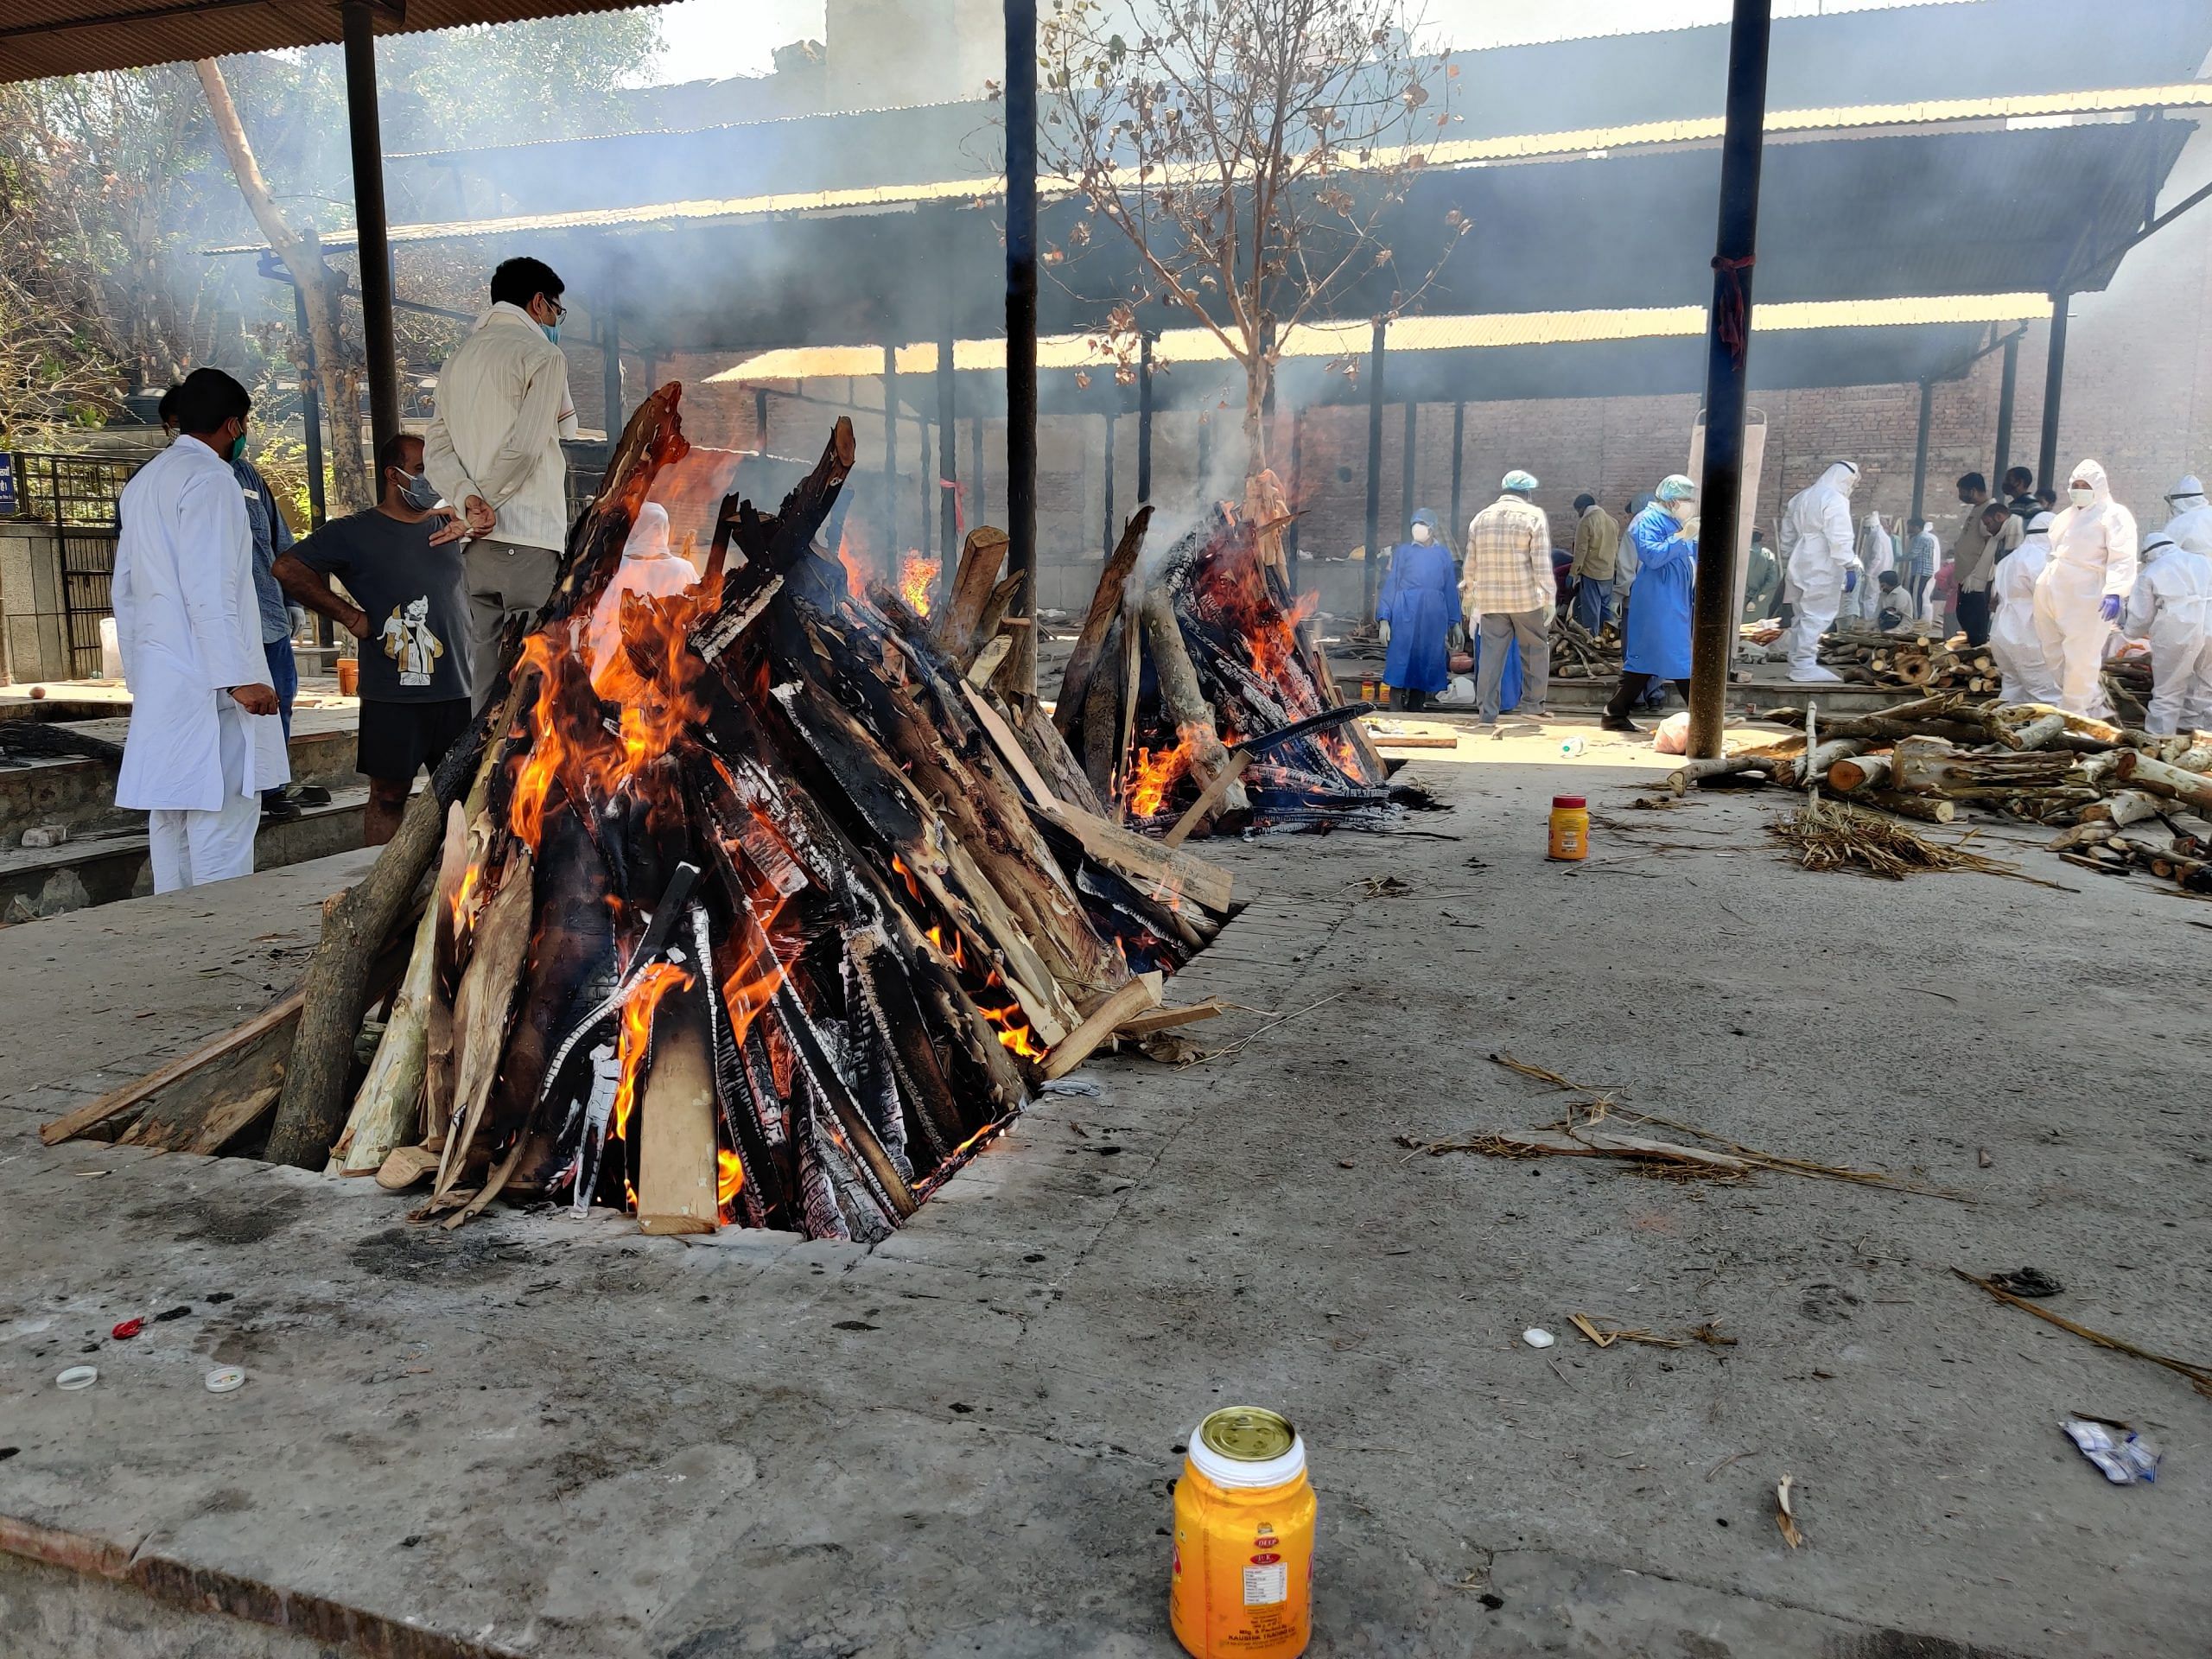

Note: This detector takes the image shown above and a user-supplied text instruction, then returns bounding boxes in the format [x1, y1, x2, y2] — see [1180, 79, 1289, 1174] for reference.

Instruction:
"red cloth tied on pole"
[1712, 254, 1756, 366]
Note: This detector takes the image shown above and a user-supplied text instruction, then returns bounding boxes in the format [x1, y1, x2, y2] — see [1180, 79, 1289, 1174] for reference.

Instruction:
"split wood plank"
[1053, 506, 1151, 735]
[42, 988, 304, 1146]
[1114, 998, 1224, 1036]
[965, 634, 1012, 686]
[1030, 798, 1236, 915]
[962, 681, 1060, 809]
[1162, 748, 1251, 848]
[433, 850, 537, 1198]
[1044, 970, 1163, 1080]
[634, 988, 721, 1236]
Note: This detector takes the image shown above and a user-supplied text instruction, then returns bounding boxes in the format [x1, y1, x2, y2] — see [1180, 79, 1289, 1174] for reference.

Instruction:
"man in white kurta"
[113, 374, 288, 893]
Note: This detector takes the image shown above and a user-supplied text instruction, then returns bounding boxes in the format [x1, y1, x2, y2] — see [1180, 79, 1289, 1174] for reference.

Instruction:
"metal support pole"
[1003, 0, 1039, 695]
[2038, 294, 2070, 493]
[972, 416, 986, 525]
[1910, 379, 1932, 523]
[1686, 0, 1774, 760]
[340, 0, 399, 467]
[1363, 317, 1386, 626]
[882, 341, 899, 570]
[1136, 332, 1154, 503]
[1993, 333, 2018, 491]
[919, 418, 934, 561]
[754, 388, 769, 453]
[601, 290, 622, 438]
[1101, 410, 1116, 558]
[1448, 401, 1465, 548]
[1399, 401, 1417, 538]
[290, 283, 327, 531]
[1286, 410, 1302, 585]
[938, 269, 958, 558]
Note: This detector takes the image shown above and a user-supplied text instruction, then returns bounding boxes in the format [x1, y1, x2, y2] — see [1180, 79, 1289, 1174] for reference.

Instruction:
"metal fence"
[12, 452, 140, 678]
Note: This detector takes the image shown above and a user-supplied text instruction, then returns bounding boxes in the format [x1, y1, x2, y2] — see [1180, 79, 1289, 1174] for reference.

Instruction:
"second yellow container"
[1170, 1407, 1316, 1658]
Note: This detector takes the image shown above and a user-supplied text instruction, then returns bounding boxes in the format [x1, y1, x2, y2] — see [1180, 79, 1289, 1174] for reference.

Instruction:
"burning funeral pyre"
[47, 388, 1236, 1243]
[1052, 494, 1396, 840]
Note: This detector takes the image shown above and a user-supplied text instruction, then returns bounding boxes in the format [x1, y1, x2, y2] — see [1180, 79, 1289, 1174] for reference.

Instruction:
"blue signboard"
[0, 454, 15, 518]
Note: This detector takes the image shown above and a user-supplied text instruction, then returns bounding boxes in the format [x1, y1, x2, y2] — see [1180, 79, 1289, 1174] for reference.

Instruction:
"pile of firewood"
[43, 390, 1240, 1243]
[1816, 625, 2002, 692]
[1669, 692, 2212, 896]
[1055, 502, 1396, 838]
[1549, 613, 1620, 681]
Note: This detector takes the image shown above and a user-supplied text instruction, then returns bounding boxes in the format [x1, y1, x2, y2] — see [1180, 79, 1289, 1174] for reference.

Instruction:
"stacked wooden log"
[1549, 613, 1619, 681]
[1058, 508, 1395, 836]
[1673, 691, 2212, 898]
[1816, 626, 2000, 693]
[45, 391, 1237, 1243]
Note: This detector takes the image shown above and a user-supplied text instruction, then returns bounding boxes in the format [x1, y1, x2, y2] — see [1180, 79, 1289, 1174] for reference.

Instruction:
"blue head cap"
[1656, 474, 1696, 503]
[1410, 508, 1439, 532]
[1502, 469, 1539, 494]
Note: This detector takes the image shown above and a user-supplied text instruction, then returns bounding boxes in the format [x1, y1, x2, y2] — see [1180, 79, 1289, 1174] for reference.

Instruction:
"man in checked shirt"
[1460, 469, 1555, 728]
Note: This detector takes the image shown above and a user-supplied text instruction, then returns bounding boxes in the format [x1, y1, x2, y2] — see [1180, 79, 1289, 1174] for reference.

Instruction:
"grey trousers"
[465, 538, 560, 709]
[1476, 607, 1552, 721]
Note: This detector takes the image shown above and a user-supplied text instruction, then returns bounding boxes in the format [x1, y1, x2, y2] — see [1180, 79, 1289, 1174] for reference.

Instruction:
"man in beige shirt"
[1462, 469, 1554, 727]
[1568, 493, 1619, 634]
[1949, 472, 2019, 646]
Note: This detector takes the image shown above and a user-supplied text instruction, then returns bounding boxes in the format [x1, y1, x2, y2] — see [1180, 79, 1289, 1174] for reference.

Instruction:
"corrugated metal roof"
[0, 1, 677, 85]
[206, 83, 2212, 255]
[707, 294, 2055, 382]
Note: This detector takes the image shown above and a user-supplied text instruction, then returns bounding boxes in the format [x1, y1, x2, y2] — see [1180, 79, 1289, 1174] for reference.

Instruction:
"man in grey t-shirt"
[276, 434, 473, 844]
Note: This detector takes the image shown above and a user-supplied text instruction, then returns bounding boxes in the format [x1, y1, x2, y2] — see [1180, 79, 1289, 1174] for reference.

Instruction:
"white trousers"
[148, 794, 259, 893]
[1783, 571, 1842, 671]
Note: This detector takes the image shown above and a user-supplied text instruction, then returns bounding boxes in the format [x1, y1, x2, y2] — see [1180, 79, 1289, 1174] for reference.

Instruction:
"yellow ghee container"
[1548, 793, 1589, 861]
[1170, 1407, 1317, 1658]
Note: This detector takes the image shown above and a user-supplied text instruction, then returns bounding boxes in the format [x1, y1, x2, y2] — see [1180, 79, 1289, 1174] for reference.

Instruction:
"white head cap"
[2027, 511, 2055, 536]
[2169, 475, 2205, 502]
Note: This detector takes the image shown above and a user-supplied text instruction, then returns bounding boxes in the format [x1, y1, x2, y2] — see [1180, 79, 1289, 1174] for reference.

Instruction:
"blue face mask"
[542, 321, 560, 343]
[397, 471, 439, 512]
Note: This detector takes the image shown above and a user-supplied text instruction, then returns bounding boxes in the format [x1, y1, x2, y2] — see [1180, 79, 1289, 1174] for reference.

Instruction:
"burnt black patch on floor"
[161, 1186, 308, 1248]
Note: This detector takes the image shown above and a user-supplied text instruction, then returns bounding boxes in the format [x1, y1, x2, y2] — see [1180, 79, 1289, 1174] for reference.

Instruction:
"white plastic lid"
[55, 1365, 97, 1390]
[1186, 1407, 1307, 1490]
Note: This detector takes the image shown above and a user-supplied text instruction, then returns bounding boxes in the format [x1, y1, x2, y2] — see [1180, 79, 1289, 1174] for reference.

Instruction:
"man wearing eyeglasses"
[424, 255, 580, 709]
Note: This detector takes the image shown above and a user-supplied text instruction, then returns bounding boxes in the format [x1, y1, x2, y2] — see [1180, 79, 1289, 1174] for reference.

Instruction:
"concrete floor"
[1, 724, 2208, 1658]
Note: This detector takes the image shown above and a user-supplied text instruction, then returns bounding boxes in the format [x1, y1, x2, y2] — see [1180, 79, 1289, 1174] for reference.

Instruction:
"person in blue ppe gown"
[1602, 474, 1699, 732]
[1376, 508, 1463, 711]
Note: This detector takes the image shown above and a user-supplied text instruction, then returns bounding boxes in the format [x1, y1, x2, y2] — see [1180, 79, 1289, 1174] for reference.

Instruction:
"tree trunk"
[194, 59, 372, 512]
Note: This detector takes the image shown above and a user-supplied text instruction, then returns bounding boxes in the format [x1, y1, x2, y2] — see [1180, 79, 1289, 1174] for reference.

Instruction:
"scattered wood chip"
[1776, 1474, 1805, 1549]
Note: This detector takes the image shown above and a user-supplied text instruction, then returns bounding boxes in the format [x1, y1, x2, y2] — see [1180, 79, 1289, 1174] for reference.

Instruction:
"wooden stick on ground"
[1163, 749, 1251, 847]
[1043, 970, 1164, 1080]
[43, 989, 304, 1146]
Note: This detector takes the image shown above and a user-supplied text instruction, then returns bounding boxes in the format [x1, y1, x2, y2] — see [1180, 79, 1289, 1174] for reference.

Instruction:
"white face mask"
[2069, 486, 2095, 509]
[1667, 498, 1692, 519]
[1410, 524, 1433, 543]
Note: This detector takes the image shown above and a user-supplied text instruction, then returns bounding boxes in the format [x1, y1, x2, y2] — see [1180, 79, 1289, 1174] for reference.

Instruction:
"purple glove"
[1843, 570, 1858, 594]
[2100, 594, 2122, 623]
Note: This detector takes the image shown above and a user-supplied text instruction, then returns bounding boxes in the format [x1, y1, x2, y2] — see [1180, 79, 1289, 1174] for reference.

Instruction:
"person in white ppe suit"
[2121, 531, 2212, 735]
[111, 367, 289, 893]
[586, 502, 697, 676]
[2161, 476, 2212, 559]
[2032, 459, 2139, 721]
[1848, 508, 1892, 621]
[1777, 461, 1861, 682]
[1988, 511, 2060, 704]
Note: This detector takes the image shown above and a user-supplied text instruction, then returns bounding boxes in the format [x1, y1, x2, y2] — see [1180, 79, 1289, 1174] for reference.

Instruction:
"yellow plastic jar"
[1170, 1407, 1316, 1658]
[1548, 793, 1589, 861]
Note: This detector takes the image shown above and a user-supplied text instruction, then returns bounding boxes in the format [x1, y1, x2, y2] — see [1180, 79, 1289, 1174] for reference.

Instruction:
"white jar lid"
[1186, 1406, 1307, 1490]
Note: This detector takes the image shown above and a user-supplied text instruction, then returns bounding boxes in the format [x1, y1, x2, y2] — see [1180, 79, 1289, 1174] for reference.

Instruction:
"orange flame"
[609, 960, 693, 1150]
[835, 526, 870, 599]
[504, 556, 717, 853]
[899, 550, 939, 615]
[978, 991, 1049, 1059]
[1123, 728, 1200, 817]
[449, 861, 481, 934]
[716, 1147, 745, 1222]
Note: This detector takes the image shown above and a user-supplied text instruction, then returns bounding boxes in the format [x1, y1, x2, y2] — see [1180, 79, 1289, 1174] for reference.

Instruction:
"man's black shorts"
[358, 696, 472, 784]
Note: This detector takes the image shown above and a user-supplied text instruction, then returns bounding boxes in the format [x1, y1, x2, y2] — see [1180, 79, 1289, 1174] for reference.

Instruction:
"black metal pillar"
[938, 275, 958, 557]
[601, 290, 622, 437]
[1910, 379, 1932, 522]
[1101, 410, 1116, 557]
[2038, 294, 2070, 493]
[1286, 410, 1303, 584]
[754, 388, 769, 453]
[1136, 332, 1154, 503]
[291, 283, 327, 531]
[1687, 0, 1774, 760]
[1003, 0, 1039, 694]
[1363, 317, 1386, 625]
[971, 416, 986, 525]
[1993, 333, 2018, 491]
[340, 0, 399, 467]
[882, 342, 899, 569]
[1448, 401, 1465, 550]
[919, 417, 934, 561]
[1399, 401, 1417, 539]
